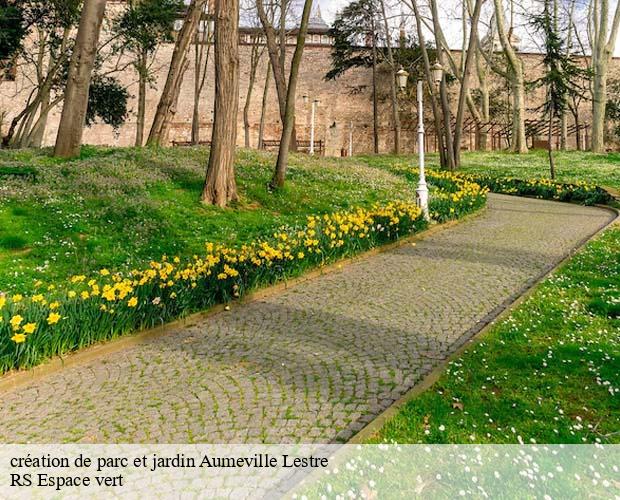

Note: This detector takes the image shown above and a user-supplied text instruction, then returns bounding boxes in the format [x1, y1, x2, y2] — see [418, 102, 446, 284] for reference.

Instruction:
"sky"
[318, 0, 350, 23]
[316, 0, 620, 56]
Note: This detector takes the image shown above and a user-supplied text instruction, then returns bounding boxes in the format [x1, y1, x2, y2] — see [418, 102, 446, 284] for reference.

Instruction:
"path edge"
[347, 203, 619, 444]
[0, 208, 487, 395]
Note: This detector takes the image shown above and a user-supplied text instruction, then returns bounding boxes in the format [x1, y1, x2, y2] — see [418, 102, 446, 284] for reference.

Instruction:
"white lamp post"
[310, 99, 319, 155]
[348, 121, 354, 157]
[396, 64, 443, 221]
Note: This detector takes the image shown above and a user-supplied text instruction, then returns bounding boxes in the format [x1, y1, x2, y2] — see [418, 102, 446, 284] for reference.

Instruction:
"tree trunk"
[429, 0, 455, 169]
[270, 0, 313, 189]
[589, 0, 620, 152]
[192, 2, 212, 145]
[548, 110, 556, 179]
[258, 60, 271, 150]
[256, 0, 297, 151]
[147, 0, 207, 147]
[371, 24, 380, 154]
[135, 51, 147, 147]
[379, 0, 400, 155]
[492, 0, 528, 154]
[244, 38, 262, 148]
[511, 72, 528, 153]
[591, 58, 607, 152]
[54, 0, 107, 158]
[453, 0, 483, 167]
[201, 0, 239, 207]
[410, 0, 447, 167]
[161, 56, 190, 145]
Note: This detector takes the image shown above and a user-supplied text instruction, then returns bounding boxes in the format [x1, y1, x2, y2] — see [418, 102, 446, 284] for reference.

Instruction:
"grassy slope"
[359, 150, 620, 190]
[0, 146, 410, 292]
[362, 150, 620, 444]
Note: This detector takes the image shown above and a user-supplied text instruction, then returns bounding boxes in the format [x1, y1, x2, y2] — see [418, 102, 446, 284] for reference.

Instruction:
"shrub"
[454, 173, 612, 206]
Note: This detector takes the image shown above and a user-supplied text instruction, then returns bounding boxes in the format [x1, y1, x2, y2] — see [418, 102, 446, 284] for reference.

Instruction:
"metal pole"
[310, 100, 316, 155]
[348, 121, 353, 157]
[416, 80, 429, 220]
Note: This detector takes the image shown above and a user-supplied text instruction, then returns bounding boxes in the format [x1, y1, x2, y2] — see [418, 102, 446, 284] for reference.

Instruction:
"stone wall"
[2, 22, 619, 155]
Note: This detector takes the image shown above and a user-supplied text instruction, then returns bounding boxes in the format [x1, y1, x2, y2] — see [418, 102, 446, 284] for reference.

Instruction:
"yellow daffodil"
[47, 312, 61, 325]
[11, 333, 26, 344]
[10, 315, 23, 330]
[22, 323, 36, 334]
[127, 297, 138, 308]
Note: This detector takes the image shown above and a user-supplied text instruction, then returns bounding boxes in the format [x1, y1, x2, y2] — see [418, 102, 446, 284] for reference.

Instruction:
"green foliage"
[456, 173, 612, 205]
[326, 0, 379, 80]
[114, 0, 183, 58]
[530, 2, 588, 120]
[0, 0, 25, 60]
[86, 76, 129, 130]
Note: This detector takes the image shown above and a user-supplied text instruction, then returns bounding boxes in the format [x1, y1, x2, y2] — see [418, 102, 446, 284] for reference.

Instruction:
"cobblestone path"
[0, 195, 614, 444]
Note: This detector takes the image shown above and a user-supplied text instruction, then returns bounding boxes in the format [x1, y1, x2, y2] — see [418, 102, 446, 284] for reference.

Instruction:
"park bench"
[171, 140, 211, 147]
[261, 139, 324, 155]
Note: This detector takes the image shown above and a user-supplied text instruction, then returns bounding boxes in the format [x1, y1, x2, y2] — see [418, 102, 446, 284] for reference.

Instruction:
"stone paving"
[0, 195, 614, 444]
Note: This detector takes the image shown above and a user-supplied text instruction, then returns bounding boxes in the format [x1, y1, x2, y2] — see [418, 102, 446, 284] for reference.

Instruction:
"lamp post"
[396, 64, 443, 221]
[303, 95, 320, 155]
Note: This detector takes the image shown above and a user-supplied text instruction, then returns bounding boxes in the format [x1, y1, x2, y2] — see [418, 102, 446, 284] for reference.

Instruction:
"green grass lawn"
[361, 149, 620, 445]
[379, 149, 620, 190]
[0, 146, 411, 293]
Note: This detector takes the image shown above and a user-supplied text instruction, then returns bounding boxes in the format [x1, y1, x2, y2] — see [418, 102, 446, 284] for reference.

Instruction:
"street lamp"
[396, 64, 443, 221]
[303, 95, 320, 155]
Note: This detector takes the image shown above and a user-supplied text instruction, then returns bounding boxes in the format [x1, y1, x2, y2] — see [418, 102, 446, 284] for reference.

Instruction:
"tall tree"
[532, 0, 586, 178]
[270, 0, 313, 189]
[147, 0, 208, 146]
[256, 0, 298, 151]
[244, 32, 264, 148]
[202, 0, 239, 206]
[326, 0, 381, 153]
[192, 1, 213, 145]
[476, 0, 528, 153]
[54, 0, 107, 158]
[378, 0, 401, 154]
[588, 0, 620, 152]
[3, 0, 82, 148]
[114, 0, 182, 147]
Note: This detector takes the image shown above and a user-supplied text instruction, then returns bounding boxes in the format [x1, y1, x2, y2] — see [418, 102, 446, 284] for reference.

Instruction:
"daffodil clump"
[426, 170, 490, 222]
[0, 175, 490, 373]
[0, 200, 431, 372]
[453, 172, 612, 206]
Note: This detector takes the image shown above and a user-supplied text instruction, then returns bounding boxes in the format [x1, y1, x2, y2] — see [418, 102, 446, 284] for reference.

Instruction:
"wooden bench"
[171, 140, 211, 147]
[261, 139, 324, 155]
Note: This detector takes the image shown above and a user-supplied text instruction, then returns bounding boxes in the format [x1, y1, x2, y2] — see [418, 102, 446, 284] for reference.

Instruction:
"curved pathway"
[0, 195, 614, 443]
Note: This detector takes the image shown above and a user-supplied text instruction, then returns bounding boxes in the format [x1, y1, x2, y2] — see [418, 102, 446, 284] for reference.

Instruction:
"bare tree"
[147, 0, 208, 147]
[270, 0, 314, 189]
[202, 0, 239, 206]
[256, 0, 298, 150]
[378, 0, 402, 155]
[192, 1, 213, 144]
[473, 0, 528, 152]
[244, 33, 265, 148]
[54, 0, 108, 158]
[588, 0, 620, 152]
[257, 59, 272, 149]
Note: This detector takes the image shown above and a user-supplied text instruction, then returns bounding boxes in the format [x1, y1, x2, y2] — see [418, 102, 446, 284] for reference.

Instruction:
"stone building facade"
[1, 4, 618, 155]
